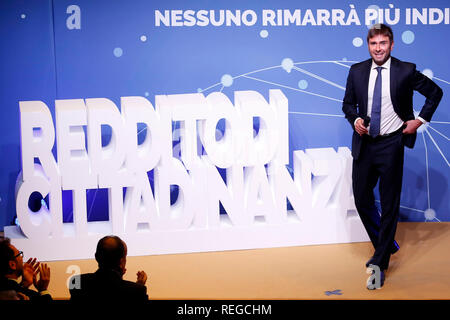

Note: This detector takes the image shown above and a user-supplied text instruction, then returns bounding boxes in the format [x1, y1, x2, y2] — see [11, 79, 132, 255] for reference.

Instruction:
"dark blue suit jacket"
[342, 57, 443, 160]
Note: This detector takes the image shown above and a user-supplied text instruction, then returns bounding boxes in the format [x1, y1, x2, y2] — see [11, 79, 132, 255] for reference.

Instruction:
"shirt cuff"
[39, 290, 50, 296]
[417, 116, 427, 124]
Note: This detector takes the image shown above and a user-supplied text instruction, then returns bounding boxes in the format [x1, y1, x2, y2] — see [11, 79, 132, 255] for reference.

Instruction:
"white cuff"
[417, 116, 427, 124]
[354, 117, 362, 127]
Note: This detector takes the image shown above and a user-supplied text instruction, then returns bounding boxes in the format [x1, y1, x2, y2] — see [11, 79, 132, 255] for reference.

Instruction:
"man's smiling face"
[368, 34, 394, 66]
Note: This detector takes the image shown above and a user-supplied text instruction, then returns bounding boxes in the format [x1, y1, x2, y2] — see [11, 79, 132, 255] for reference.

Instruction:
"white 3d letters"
[11, 90, 363, 261]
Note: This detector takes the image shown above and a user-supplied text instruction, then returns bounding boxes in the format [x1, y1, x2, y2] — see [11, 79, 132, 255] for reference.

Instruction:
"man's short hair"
[94, 235, 126, 270]
[0, 237, 14, 276]
[367, 23, 394, 43]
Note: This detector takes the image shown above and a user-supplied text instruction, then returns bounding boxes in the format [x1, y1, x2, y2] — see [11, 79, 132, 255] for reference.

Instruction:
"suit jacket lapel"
[390, 56, 398, 109]
[361, 59, 371, 116]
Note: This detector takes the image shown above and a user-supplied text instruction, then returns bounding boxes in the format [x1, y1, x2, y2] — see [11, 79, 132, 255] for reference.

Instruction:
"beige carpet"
[40, 222, 450, 299]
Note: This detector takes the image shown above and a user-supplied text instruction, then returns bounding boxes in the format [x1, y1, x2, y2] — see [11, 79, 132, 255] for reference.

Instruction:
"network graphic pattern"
[195, 58, 449, 223]
[52, 12, 447, 224]
[70, 57, 448, 224]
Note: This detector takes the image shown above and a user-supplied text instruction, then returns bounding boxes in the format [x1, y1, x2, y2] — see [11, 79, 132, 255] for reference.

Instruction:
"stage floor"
[40, 222, 450, 299]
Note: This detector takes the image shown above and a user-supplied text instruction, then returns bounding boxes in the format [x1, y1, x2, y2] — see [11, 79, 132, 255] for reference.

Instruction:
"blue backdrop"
[0, 0, 448, 230]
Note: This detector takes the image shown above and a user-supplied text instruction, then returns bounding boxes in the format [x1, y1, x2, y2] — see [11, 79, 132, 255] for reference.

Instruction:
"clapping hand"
[21, 258, 40, 288]
[34, 263, 51, 292]
[136, 271, 147, 285]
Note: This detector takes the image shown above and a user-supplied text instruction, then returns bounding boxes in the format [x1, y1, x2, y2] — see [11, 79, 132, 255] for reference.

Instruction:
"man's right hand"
[355, 118, 368, 136]
[136, 271, 148, 285]
[34, 263, 50, 292]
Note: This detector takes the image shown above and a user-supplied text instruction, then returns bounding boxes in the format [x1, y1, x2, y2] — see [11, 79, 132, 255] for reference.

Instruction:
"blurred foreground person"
[0, 237, 52, 300]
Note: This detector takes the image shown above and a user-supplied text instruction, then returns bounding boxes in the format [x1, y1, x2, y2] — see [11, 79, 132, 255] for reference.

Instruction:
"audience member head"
[0, 237, 24, 279]
[94, 235, 127, 275]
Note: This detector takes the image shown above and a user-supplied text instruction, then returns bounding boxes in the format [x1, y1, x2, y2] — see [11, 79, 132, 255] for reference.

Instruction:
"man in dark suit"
[69, 235, 149, 301]
[342, 24, 442, 289]
[0, 237, 52, 300]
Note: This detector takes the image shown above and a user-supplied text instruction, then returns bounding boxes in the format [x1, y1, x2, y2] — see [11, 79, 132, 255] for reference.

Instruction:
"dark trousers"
[352, 130, 404, 270]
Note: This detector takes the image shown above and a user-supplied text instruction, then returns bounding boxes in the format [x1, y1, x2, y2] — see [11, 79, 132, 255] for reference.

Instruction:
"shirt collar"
[371, 57, 391, 70]
[9, 277, 21, 284]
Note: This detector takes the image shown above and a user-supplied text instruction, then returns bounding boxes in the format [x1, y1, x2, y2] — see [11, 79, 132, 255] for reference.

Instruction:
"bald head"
[95, 236, 127, 271]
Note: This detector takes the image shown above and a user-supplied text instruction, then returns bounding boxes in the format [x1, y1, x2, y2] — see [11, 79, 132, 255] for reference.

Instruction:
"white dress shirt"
[367, 58, 404, 135]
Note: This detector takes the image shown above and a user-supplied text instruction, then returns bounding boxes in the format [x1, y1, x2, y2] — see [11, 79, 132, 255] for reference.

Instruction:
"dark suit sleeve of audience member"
[123, 280, 148, 301]
[410, 66, 443, 122]
[34, 291, 53, 301]
[138, 283, 149, 301]
[19, 286, 52, 301]
[342, 66, 359, 128]
[1, 279, 52, 301]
